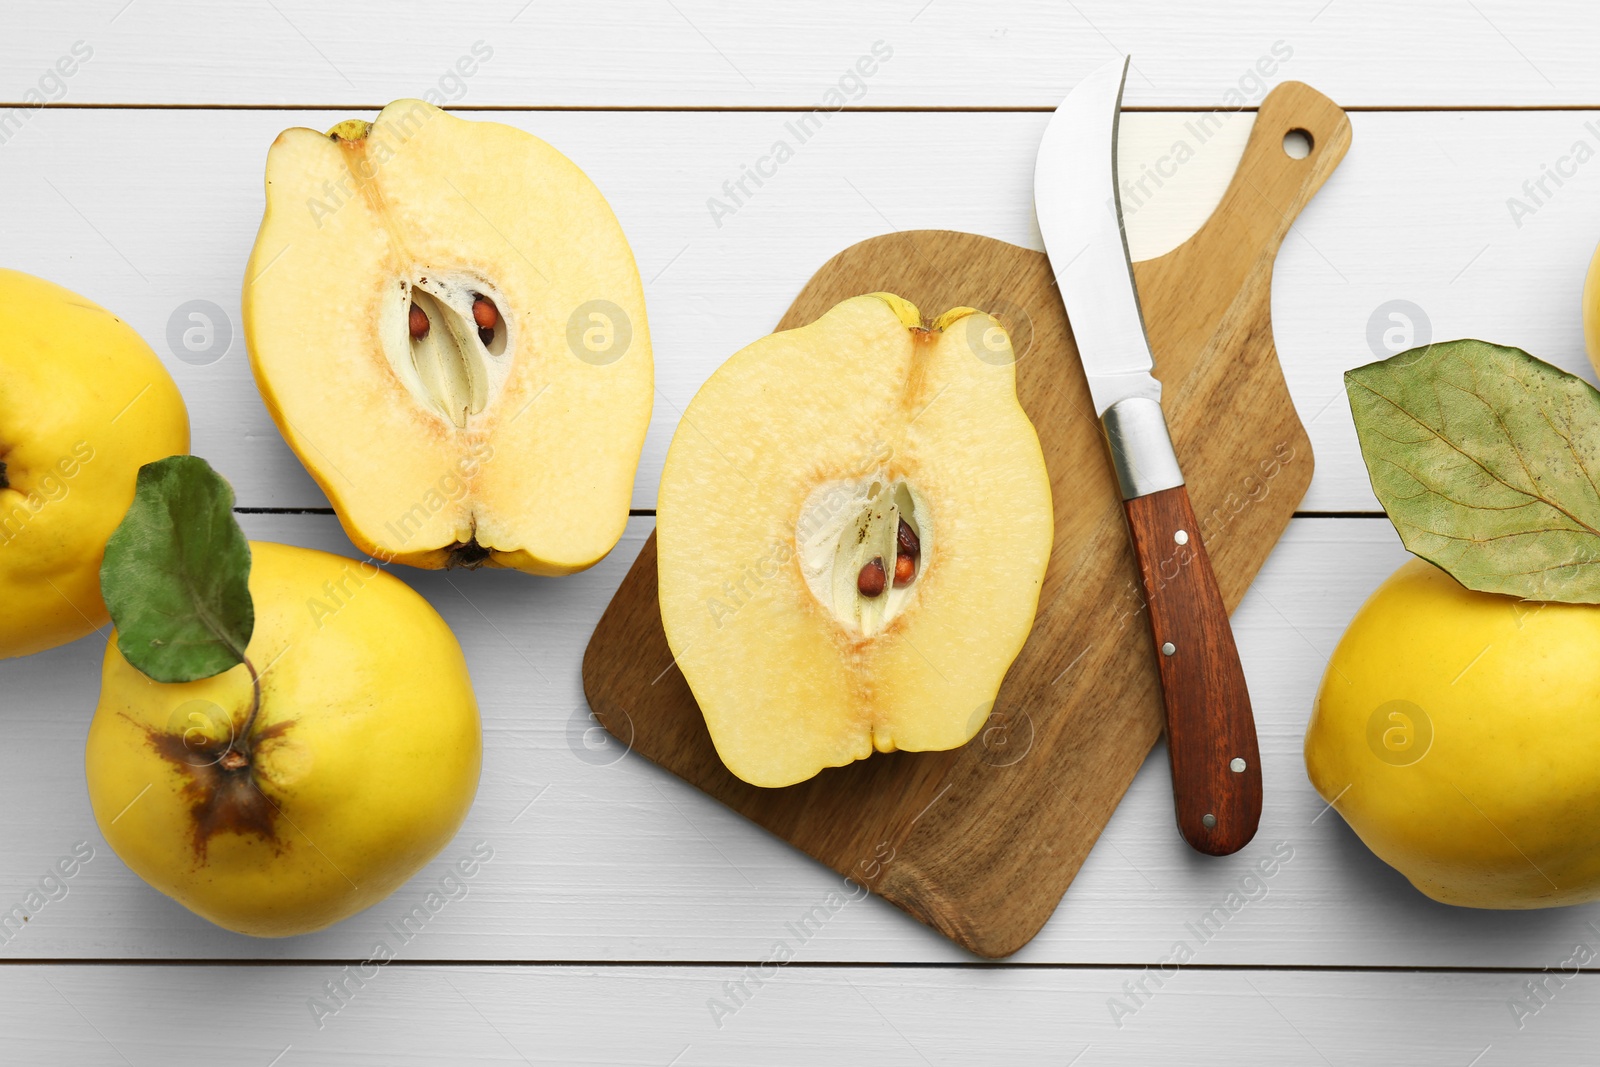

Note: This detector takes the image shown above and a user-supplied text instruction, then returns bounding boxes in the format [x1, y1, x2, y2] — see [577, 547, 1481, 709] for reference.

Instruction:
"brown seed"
[893, 553, 916, 586]
[478, 326, 495, 346]
[408, 302, 429, 339]
[857, 557, 886, 598]
[897, 517, 920, 557]
[472, 295, 499, 331]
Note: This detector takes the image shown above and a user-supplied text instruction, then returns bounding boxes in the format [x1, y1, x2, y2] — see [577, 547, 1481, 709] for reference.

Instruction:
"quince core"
[243, 100, 651, 575]
[658, 294, 1053, 788]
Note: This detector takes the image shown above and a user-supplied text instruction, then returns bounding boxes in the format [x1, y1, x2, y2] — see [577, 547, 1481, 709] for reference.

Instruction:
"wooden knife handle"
[1123, 484, 1262, 856]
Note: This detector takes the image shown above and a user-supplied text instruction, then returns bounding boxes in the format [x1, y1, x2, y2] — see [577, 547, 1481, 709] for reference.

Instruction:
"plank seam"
[0, 959, 1590, 973]
[10, 103, 1600, 113]
[233, 509, 1388, 519]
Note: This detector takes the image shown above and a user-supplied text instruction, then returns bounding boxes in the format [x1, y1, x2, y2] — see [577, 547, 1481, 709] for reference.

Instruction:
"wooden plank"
[0, 107, 1595, 515]
[4, 0, 1598, 108]
[10, 511, 1600, 966]
[1, 962, 1588, 1064]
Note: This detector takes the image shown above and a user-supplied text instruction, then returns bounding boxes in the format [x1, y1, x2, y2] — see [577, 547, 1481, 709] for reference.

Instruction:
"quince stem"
[221, 656, 263, 771]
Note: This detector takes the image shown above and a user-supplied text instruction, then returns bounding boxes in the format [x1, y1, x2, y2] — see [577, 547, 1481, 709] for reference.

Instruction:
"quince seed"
[897, 517, 919, 557]
[858, 557, 886, 598]
[472, 295, 499, 331]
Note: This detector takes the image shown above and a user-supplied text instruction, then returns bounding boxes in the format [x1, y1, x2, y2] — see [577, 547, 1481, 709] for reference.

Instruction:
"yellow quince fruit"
[86, 540, 481, 936]
[0, 270, 189, 657]
[1307, 558, 1600, 908]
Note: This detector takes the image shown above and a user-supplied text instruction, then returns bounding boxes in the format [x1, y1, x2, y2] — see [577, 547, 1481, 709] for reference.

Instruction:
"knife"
[1034, 56, 1262, 856]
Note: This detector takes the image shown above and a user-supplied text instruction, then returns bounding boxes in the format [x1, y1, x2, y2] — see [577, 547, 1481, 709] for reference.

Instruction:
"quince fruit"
[657, 294, 1053, 787]
[243, 100, 651, 575]
[1307, 558, 1600, 908]
[0, 270, 188, 657]
[86, 540, 481, 936]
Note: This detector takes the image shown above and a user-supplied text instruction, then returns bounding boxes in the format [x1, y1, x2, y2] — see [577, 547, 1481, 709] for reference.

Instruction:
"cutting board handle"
[1192, 81, 1352, 267]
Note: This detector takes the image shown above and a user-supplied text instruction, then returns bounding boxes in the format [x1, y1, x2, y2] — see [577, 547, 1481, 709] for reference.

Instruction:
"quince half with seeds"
[657, 294, 1053, 787]
[243, 100, 651, 575]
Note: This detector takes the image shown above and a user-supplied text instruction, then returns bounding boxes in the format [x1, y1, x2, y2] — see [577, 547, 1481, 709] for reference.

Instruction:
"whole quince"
[87, 539, 481, 936]
[0, 269, 189, 657]
[1307, 558, 1600, 908]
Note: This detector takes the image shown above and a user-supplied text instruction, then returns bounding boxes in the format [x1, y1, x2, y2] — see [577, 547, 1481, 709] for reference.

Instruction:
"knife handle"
[1123, 484, 1262, 856]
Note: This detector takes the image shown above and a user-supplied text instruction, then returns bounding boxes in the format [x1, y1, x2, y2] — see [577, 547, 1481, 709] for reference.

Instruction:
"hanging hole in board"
[1282, 128, 1313, 160]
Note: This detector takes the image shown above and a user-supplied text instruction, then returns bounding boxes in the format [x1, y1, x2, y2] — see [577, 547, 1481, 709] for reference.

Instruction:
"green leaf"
[1346, 339, 1600, 603]
[100, 455, 254, 682]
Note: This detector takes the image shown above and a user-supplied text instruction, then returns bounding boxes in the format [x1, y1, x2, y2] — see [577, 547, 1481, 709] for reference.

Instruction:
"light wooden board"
[2, 107, 1598, 514]
[5, 0, 1600, 108]
[2, 963, 1589, 1065]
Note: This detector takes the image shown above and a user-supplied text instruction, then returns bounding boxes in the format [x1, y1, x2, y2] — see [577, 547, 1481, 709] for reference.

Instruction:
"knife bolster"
[1100, 396, 1184, 499]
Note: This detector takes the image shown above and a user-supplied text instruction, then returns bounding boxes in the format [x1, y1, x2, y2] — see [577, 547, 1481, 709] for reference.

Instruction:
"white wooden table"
[4, 1, 1598, 1061]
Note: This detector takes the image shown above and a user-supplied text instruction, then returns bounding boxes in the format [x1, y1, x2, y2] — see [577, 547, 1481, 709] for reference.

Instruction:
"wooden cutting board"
[583, 82, 1349, 958]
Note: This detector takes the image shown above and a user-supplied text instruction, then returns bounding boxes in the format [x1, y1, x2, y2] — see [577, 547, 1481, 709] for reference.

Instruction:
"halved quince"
[243, 100, 651, 574]
[658, 294, 1053, 787]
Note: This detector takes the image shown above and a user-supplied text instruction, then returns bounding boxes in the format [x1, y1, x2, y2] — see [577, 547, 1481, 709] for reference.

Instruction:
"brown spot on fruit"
[858, 557, 886, 598]
[448, 537, 492, 568]
[472, 295, 499, 331]
[136, 717, 297, 862]
[894, 553, 916, 586]
[409, 302, 429, 339]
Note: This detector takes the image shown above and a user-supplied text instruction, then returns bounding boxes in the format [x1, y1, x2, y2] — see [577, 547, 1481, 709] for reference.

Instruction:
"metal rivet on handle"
[1174, 529, 1189, 545]
[1230, 757, 1247, 773]
[1161, 642, 1176, 656]
[1202, 814, 1217, 829]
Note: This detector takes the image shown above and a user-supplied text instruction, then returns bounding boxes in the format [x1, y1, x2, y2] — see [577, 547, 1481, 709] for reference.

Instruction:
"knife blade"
[1034, 55, 1262, 856]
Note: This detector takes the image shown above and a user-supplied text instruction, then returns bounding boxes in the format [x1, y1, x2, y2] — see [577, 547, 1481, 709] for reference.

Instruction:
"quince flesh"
[658, 294, 1053, 788]
[86, 541, 481, 936]
[243, 100, 652, 575]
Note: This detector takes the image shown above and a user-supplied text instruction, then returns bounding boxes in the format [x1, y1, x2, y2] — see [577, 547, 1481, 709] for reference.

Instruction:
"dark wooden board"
[583, 82, 1349, 957]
